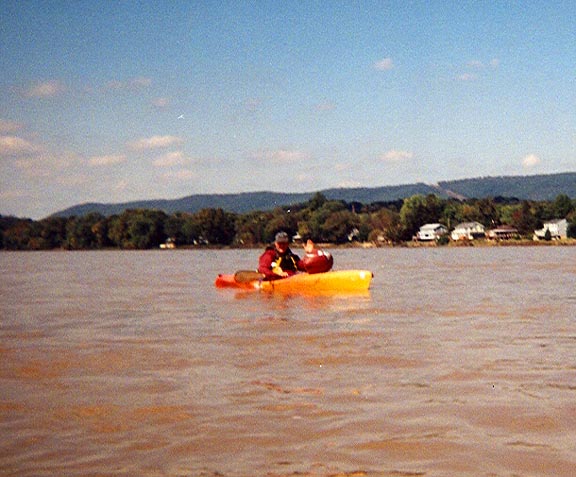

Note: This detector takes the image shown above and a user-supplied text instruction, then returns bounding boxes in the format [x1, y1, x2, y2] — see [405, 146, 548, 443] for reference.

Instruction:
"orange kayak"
[215, 270, 373, 295]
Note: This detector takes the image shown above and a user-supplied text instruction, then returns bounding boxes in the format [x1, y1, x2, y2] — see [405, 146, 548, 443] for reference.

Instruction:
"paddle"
[234, 270, 265, 283]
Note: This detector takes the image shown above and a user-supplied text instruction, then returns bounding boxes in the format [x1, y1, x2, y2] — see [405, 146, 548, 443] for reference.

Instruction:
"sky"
[1, 1, 575, 219]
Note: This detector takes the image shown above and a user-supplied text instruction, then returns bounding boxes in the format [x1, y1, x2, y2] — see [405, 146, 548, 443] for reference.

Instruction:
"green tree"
[306, 200, 347, 242]
[357, 213, 372, 242]
[91, 218, 110, 248]
[1, 218, 35, 249]
[164, 214, 186, 245]
[65, 213, 105, 249]
[194, 208, 237, 245]
[39, 217, 68, 249]
[308, 192, 327, 211]
[126, 215, 155, 249]
[476, 198, 500, 227]
[263, 208, 298, 243]
[553, 194, 574, 218]
[235, 211, 273, 245]
[369, 208, 403, 243]
[511, 201, 539, 236]
[498, 204, 520, 226]
[125, 210, 167, 249]
[568, 215, 576, 238]
[322, 210, 360, 243]
[399, 195, 443, 240]
[181, 214, 202, 244]
[107, 214, 128, 248]
[440, 201, 464, 230]
[105, 210, 167, 249]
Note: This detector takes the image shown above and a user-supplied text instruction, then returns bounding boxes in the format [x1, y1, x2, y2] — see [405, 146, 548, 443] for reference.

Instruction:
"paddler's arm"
[304, 239, 315, 254]
[296, 239, 315, 272]
[258, 248, 284, 280]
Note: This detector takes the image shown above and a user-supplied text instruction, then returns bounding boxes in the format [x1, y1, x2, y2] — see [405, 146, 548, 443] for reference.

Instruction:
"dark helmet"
[275, 231, 290, 243]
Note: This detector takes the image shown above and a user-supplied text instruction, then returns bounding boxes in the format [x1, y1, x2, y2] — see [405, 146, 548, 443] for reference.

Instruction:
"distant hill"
[50, 172, 576, 218]
[439, 172, 576, 200]
[50, 183, 438, 218]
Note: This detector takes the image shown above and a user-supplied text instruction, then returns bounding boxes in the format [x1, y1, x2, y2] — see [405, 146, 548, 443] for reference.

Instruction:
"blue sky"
[1, 1, 575, 218]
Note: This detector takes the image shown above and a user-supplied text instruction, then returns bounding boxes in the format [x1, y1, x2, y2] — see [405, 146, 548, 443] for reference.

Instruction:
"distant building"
[534, 219, 568, 240]
[347, 228, 360, 241]
[451, 222, 486, 241]
[416, 223, 449, 241]
[292, 233, 303, 244]
[487, 225, 519, 240]
[160, 238, 176, 249]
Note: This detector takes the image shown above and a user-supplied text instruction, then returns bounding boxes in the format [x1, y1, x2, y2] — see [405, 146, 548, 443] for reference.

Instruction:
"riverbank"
[306, 238, 576, 249]
[4, 237, 575, 252]
[168, 238, 576, 250]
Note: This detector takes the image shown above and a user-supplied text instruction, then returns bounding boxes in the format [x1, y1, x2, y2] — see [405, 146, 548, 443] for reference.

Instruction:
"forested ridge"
[2, 192, 575, 250]
[50, 172, 576, 218]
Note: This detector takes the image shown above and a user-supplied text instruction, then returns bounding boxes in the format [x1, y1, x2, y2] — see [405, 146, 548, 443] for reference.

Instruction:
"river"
[1, 247, 575, 476]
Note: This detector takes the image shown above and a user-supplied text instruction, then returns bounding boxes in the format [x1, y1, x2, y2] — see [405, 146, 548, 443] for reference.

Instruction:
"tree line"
[1, 193, 575, 250]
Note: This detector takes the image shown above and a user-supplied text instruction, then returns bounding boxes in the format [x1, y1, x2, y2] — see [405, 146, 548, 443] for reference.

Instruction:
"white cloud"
[467, 60, 484, 69]
[467, 58, 499, 70]
[14, 151, 82, 179]
[522, 154, 541, 169]
[380, 149, 414, 162]
[152, 97, 170, 109]
[253, 148, 310, 163]
[161, 169, 196, 181]
[315, 101, 336, 112]
[56, 173, 89, 186]
[128, 135, 184, 151]
[338, 180, 362, 188]
[334, 163, 351, 172]
[243, 98, 262, 112]
[46, 152, 82, 169]
[14, 158, 51, 177]
[24, 80, 65, 98]
[0, 189, 26, 200]
[374, 58, 394, 71]
[106, 77, 152, 92]
[0, 136, 40, 156]
[457, 73, 477, 81]
[105, 80, 124, 90]
[88, 154, 127, 166]
[0, 119, 24, 134]
[114, 180, 129, 192]
[130, 77, 152, 89]
[459, 58, 499, 81]
[153, 151, 187, 167]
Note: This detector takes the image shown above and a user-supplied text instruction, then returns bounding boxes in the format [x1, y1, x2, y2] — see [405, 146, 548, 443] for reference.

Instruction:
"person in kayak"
[258, 231, 314, 280]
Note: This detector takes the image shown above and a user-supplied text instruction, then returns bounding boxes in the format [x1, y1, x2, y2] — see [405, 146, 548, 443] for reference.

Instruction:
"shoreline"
[335, 238, 576, 249]
[2, 238, 575, 252]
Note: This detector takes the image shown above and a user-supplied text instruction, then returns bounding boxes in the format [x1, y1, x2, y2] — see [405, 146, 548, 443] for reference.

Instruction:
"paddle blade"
[234, 270, 264, 283]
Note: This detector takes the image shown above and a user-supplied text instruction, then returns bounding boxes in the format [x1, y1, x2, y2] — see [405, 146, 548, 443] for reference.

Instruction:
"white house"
[416, 223, 449, 241]
[534, 219, 568, 240]
[159, 237, 176, 249]
[451, 222, 486, 241]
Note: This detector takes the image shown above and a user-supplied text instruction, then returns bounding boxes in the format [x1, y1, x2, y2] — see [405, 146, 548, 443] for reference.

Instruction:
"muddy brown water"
[1, 247, 575, 476]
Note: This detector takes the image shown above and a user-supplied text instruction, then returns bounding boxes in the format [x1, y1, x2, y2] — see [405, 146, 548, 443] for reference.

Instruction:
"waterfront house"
[416, 223, 449, 241]
[451, 221, 486, 241]
[160, 237, 176, 249]
[487, 225, 519, 240]
[534, 219, 568, 240]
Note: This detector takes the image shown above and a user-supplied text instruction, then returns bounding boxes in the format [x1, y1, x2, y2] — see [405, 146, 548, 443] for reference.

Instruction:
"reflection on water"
[1, 247, 575, 476]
